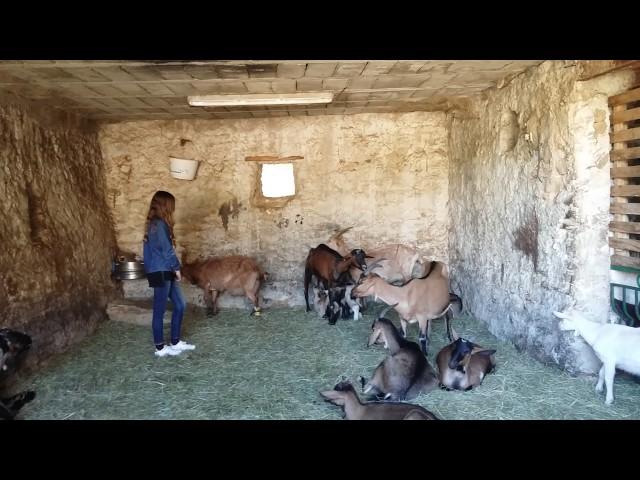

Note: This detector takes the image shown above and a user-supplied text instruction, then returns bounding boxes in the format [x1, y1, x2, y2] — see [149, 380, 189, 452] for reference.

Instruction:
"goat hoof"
[595, 384, 604, 393]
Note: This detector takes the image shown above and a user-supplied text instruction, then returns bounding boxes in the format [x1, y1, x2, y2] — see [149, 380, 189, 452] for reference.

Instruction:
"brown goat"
[360, 306, 439, 401]
[303, 244, 368, 313]
[181, 253, 267, 316]
[352, 261, 457, 354]
[324, 229, 430, 285]
[364, 244, 430, 284]
[320, 380, 439, 420]
[436, 335, 496, 391]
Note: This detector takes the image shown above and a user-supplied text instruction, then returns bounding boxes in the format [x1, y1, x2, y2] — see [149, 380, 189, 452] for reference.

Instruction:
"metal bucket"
[113, 260, 146, 280]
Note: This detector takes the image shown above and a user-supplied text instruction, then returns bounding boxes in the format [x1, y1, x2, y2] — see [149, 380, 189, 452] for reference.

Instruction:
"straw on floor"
[12, 306, 640, 420]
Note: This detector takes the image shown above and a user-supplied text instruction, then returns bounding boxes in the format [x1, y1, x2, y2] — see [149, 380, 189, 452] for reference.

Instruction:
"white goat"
[553, 310, 640, 405]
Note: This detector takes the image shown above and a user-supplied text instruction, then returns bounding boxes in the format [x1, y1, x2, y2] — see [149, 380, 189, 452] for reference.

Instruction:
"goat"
[351, 261, 460, 354]
[0, 328, 35, 420]
[181, 252, 267, 317]
[320, 380, 439, 420]
[323, 227, 429, 286]
[359, 305, 439, 401]
[364, 244, 431, 285]
[436, 334, 496, 391]
[303, 244, 369, 313]
[554, 310, 640, 405]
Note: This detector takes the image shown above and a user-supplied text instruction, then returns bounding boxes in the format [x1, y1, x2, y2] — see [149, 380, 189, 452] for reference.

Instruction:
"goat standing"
[181, 253, 267, 316]
[554, 310, 640, 405]
[303, 244, 368, 313]
[351, 261, 459, 354]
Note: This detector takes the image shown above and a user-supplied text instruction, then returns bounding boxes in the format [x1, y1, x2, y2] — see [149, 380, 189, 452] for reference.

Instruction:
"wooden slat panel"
[610, 254, 640, 268]
[611, 203, 640, 215]
[610, 221, 640, 234]
[112, 83, 148, 96]
[139, 83, 175, 96]
[61, 68, 111, 82]
[611, 101, 631, 243]
[94, 67, 139, 82]
[612, 107, 640, 125]
[611, 126, 640, 144]
[609, 87, 640, 107]
[611, 166, 640, 178]
[612, 185, 640, 197]
[611, 146, 640, 161]
[610, 238, 640, 253]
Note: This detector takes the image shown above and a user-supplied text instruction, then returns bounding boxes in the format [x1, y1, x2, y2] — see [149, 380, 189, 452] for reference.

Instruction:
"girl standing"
[143, 191, 195, 357]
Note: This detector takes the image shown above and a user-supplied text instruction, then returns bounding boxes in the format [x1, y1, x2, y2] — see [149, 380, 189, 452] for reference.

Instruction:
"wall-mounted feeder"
[169, 156, 200, 180]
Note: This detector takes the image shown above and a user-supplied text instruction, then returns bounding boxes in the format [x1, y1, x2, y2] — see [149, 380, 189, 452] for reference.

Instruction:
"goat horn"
[450, 325, 460, 342]
[377, 303, 399, 320]
[334, 226, 353, 237]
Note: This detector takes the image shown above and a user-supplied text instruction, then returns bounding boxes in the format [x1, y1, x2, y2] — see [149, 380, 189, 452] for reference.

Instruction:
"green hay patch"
[13, 307, 640, 420]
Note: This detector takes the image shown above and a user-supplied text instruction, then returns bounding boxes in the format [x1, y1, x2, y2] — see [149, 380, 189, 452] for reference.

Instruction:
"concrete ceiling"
[0, 60, 543, 122]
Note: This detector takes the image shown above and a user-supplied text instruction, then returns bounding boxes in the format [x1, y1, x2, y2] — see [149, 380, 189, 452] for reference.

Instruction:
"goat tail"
[449, 292, 463, 311]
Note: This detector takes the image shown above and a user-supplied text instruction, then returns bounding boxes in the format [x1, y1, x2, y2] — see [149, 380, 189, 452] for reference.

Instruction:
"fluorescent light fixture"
[187, 92, 334, 107]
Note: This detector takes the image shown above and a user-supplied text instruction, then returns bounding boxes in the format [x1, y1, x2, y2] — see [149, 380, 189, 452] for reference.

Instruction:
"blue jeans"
[152, 280, 186, 346]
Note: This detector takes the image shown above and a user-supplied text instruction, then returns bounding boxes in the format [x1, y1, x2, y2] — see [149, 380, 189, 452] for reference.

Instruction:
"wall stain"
[513, 210, 539, 272]
[218, 197, 242, 231]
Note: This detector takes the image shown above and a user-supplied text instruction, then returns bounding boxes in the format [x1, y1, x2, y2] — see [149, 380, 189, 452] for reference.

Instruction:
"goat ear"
[320, 390, 345, 406]
[365, 255, 374, 259]
[472, 347, 496, 356]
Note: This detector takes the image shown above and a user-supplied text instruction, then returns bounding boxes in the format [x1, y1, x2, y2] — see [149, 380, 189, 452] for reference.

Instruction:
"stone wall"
[0, 94, 118, 376]
[447, 61, 636, 373]
[99, 112, 449, 308]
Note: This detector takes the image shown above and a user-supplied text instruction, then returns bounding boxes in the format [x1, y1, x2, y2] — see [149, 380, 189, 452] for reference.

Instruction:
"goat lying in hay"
[554, 310, 640, 405]
[181, 253, 267, 317]
[0, 328, 36, 420]
[358, 305, 439, 401]
[320, 379, 439, 420]
[436, 335, 496, 391]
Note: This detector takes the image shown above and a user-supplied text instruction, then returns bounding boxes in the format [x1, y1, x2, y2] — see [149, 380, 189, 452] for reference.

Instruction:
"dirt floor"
[12, 306, 640, 420]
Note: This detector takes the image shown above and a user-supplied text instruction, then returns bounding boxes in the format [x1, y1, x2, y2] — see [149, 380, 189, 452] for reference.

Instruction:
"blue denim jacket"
[143, 218, 181, 274]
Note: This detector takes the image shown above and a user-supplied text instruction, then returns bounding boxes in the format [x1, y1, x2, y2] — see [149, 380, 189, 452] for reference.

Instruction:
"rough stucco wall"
[0, 95, 118, 375]
[448, 60, 636, 374]
[99, 112, 449, 308]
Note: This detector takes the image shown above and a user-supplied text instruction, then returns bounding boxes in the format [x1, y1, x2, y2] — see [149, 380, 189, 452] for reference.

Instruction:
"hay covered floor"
[14, 307, 640, 420]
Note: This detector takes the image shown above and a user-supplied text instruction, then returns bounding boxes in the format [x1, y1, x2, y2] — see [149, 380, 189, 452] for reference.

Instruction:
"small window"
[247, 155, 302, 209]
[261, 163, 296, 198]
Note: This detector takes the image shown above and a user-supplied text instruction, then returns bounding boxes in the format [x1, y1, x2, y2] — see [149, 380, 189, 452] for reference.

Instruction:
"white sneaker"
[170, 340, 196, 351]
[154, 345, 182, 357]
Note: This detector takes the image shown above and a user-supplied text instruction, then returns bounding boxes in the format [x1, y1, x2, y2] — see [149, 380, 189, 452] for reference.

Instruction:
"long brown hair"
[143, 191, 176, 246]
